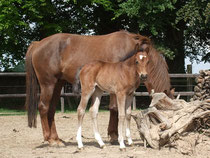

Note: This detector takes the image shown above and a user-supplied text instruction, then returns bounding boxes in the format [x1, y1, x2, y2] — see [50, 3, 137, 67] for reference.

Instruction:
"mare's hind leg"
[76, 86, 95, 149]
[89, 87, 105, 148]
[38, 83, 55, 143]
[48, 80, 65, 146]
[125, 95, 133, 146]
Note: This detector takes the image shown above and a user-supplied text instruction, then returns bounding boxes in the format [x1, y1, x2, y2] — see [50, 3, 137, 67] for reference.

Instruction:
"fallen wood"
[132, 91, 210, 154]
[193, 69, 210, 101]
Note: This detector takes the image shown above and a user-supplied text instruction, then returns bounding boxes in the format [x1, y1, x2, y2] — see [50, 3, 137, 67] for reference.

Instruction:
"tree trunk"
[165, 22, 186, 73]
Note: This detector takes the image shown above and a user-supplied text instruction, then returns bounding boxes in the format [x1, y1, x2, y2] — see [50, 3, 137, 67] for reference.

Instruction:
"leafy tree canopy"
[0, 0, 209, 72]
[116, 0, 209, 62]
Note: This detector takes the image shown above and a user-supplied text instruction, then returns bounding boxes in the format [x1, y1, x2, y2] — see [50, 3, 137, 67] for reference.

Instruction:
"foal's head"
[135, 48, 149, 82]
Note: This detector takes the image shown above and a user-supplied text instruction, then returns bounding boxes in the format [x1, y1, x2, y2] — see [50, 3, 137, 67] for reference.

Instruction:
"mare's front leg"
[76, 87, 95, 149]
[108, 94, 118, 144]
[89, 87, 105, 148]
[125, 94, 133, 146]
[116, 93, 126, 150]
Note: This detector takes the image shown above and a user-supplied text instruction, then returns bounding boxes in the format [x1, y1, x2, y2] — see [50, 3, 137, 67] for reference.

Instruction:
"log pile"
[193, 69, 210, 102]
[132, 90, 210, 154]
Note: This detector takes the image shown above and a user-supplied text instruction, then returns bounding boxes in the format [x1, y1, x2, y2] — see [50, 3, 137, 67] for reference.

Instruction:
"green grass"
[0, 108, 26, 116]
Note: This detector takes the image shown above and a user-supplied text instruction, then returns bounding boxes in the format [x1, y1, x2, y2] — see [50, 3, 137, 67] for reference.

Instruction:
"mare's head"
[135, 47, 149, 82]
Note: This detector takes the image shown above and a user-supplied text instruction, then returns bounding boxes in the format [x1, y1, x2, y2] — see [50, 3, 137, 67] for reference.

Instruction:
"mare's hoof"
[49, 139, 65, 147]
[49, 141, 57, 147]
[109, 133, 118, 145]
[120, 148, 126, 152]
[110, 140, 119, 145]
[57, 140, 65, 147]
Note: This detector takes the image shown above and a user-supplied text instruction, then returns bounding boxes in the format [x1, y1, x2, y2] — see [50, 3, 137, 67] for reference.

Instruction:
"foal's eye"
[136, 61, 139, 64]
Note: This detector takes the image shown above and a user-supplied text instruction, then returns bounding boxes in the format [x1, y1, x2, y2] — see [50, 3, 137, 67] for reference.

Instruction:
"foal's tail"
[25, 42, 39, 128]
[72, 67, 82, 95]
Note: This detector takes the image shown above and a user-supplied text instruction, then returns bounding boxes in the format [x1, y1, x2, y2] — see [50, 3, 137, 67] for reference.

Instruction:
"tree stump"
[132, 90, 210, 153]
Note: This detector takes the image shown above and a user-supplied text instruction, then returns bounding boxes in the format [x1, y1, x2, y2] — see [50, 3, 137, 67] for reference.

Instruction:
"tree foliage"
[110, 0, 209, 71]
[176, 0, 210, 63]
[0, 0, 95, 71]
[0, 0, 209, 72]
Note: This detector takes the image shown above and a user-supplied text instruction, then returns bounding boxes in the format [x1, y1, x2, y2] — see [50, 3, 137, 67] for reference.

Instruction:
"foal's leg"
[89, 87, 105, 148]
[76, 87, 95, 149]
[125, 95, 133, 146]
[116, 93, 126, 150]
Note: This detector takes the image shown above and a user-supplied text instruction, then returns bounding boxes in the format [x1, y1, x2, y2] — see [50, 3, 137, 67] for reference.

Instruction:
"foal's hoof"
[77, 147, 84, 151]
[100, 144, 106, 149]
[120, 148, 126, 152]
[128, 143, 134, 147]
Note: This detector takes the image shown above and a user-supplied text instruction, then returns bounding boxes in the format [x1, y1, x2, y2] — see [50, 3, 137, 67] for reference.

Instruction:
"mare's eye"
[136, 60, 139, 64]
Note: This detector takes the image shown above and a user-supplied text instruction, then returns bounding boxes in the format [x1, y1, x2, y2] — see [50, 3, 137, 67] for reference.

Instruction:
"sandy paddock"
[0, 111, 209, 158]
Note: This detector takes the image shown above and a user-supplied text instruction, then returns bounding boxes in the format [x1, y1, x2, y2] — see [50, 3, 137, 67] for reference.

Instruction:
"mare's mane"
[118, 31, 171, 93]
[147, 45, 171, 92]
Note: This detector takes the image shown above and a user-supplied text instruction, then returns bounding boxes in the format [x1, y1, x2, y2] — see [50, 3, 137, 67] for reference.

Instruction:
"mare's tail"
[25, 42, 39, 128]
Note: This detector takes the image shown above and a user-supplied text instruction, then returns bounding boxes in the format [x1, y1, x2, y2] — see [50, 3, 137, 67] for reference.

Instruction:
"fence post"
[133, 93, 136, 110]
[61, 87, 65, 113]
[187, 64, 192, 101]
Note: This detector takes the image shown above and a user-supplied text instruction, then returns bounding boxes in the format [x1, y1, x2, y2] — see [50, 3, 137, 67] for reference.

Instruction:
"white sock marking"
[76, 126, 83, 148]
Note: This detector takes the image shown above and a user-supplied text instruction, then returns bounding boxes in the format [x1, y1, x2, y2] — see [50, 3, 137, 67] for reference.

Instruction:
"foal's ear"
[145, 47, 149, 54]
[170, 88, 175, 95]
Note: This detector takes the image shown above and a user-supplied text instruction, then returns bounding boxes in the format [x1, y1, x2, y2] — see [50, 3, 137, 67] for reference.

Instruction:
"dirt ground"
[0, 111, 210, 158]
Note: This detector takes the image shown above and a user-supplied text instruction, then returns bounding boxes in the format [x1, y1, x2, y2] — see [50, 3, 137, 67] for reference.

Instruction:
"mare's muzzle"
[140, 74, 147, 81]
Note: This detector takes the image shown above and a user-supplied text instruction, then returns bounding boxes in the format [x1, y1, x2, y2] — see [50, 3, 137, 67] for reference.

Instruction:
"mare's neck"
[122, 54, 136, 67]
[121, 55, 138, 77]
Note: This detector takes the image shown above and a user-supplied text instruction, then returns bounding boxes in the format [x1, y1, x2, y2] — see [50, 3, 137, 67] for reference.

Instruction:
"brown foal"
[76, 48, 149, 150]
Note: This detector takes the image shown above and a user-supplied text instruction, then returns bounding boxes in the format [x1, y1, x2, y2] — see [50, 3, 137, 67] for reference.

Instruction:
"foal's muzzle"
[140, 74, 147, 81]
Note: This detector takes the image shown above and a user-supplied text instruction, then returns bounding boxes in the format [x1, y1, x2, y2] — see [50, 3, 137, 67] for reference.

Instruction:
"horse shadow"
[35, 139, 111, 149]
[35, 138, 144, 149]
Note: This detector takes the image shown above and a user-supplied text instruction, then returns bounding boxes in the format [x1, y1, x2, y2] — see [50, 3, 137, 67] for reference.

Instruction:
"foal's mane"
[146, 45, 171, 93]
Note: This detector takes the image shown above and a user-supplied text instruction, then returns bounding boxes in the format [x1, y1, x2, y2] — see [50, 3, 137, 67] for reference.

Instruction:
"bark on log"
[132, 91, 210, 151]
[192, 69, 210, 101]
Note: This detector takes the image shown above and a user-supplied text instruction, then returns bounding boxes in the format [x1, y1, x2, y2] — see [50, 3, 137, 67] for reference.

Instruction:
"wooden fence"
[0, 72, 199, 111]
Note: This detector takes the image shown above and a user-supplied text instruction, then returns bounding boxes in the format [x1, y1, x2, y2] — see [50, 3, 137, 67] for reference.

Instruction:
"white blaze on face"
[139, 55, 147, 60]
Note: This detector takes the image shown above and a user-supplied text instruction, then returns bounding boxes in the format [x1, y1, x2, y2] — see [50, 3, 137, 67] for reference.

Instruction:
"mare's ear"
[164, 90, 167, 94]
[135, 43, 140, 52]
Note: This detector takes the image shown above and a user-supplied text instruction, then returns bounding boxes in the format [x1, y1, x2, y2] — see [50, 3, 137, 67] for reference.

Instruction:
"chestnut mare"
[25, 30, 173, 146]
[75, 48, 149, 150]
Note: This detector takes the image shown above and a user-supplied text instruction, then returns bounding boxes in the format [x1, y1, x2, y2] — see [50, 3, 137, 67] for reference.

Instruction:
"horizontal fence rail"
[0, 72, 199, 112]
[0, 91, 195, 98]
[0, 72, 199, 98]
[0, 72, 199, 77]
